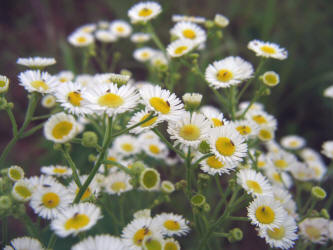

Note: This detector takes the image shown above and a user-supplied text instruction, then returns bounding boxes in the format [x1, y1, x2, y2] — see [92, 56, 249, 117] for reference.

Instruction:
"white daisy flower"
[130, 33, 151, 43]
[306, 160, 327, 181]
[110, 20, 132, 37]
[265, 140, 282, 154]
[83, 82, 140, 116]
[172, 14, 206, 24]
[0, 75, 10, 93]
[299, 218, 329, 244]
[128, 1, 162, 23]
[238, 101, 264, 112]
[41, 165, 72, 177]
[44, 112, 78, 143]
[57, 70, 75, 83]
[321, 140, 333, 159]
[300, 148, 322, 163]
[323, 85, 333, 98]
[208, 124, 247, 164]
[237, 169, 273, 197]
[27, 175, 59, 191]
[139, 85, 184, 121]
[41, 94, 56, 108]
[258, 215, 298, 249]
[8, 165, 24, 182]
[104, 171, 133, 195]
[18, 70, 58, 94]
[200, 105, 228, 127]
[142, 139, 168, 159]
[133, 47, 156, 62]
[290, 162, 315, 181]
[51, 203, 102, 237]
[75, 23, 96, 34]
[17, 57, 56, 68]
[170, 21, 206, 45]
[258, 125, 275, 142]
[247, 196, 287, 230]
[150, 52, 168, 67]
[248, 40, 288, 60]
[280, 135, 306, 150]
[199, 154, 237, 175]
[167, 111, 211, 148]
[246, 110, 277, 129]
[68, 31, 94, 47]
[99, 149, 124, 174]
[152, 213, 189, 237]
[265, 168, 293, 189]
[267, 150, 298, 172]
[68, 175, 100, 201]
[54, 81, 91, 115]
[30, 183, 74, 219]
[167, 39, 195, 58]
[12, 179, 33, 202]
[127, 109, 162, 134]
[133, 209, 152, 219]
[5, 237, 44, 250]
[214, 14, 229, 28]
[122, 217, 159, 250]
[233, 119, 259, 139]
[72, 234, 126, 250]
[113, 134, 140, 156]
[205, 56, 253, 89]
[75, 74, 94, 87]
[95, 30, 118, 43]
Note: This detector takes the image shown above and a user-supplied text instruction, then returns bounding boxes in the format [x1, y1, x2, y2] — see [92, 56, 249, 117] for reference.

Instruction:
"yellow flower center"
[264, 74, 278, 85]
[59, 77, 68, 83]
[261, 45, 276, 54]
[236, 125, 252, 135]
[98, 93, 124, 108]
[149, 97, 170, 114]
[141, 52, 150, 59]
[272, 173, 282, 183]
[121, 143, 134, 152]
[252, 115, 267, 124]
[9, 169, 22, 180]
[133, 227, 152, 246]
[246, 180, 262, 194]
[215, 137, 236, 156]
[42, 192, 60, 208]
[15, 185, 31, 198]
[116, 26, 125, 33]
[217, 69, 233, 82]
[259, 129, 272, 141]
[258, 161, 266, 168]
[164, 220, 180, 231]
[45, 97, 55, 106]
[52, 121, 73, 140]
[76, 187, 92, 200]
[305, 225, 321, 240]
[0, 80, 6, 87]
[140, 113, 157, 127]
[174, 46, 188, 55]
[211, 118, 223, 127]
[267, 226, 285, 240]
[142, 170, 158, 189]
[274, 159, 288, 169]
[149, 144, 160, 154]
[289, 141, 299, 147]
[164, 242, 178, 250]
[111, 181, 126, 192]
[31, 80, 49, 91]
[179, 124, 201, 141]
[206, 156, 225, 169]
[255, 206, 275, 224]
[182, 29, 196, 39]
[64, 214, 90, 230]
[67, 91, 83, 106]
[77, 36, 87, 43]
[138, 7, 153, 17]
[53, 167, 67, 174]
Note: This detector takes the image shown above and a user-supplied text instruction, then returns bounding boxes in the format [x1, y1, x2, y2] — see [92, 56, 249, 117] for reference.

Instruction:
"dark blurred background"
[1, 0, 333, 248]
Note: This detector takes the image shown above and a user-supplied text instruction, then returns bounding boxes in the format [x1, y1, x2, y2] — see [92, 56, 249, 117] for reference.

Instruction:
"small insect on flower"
[110, 20, 132, 38]
[153, 213, 190, 237]
[18, 70, 58, 94]
[51, 203, 102, 237]
[232, 119, 259, 139]
[4, 237, 44, 250]
[72, 234, 127, 250]
[248, 40, 288, 60]
[17, 57, 56, 68]
[128, 1, 162, 23]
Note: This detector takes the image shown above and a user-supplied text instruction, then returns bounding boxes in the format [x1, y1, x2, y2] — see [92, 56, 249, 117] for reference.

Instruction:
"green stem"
[119, 195, 125, 226]
[227, 216, 250, 222]
[2, 217, 7, 245]
[152, 128, 185, 159]
[212, 232, 229, 238]
[146, 23, 166, 53]
[186, 147, 192, 196]
[239, 86, 266, 119]
[61, 147, 82, 188]
[87, 115, 103, 137]
[230, 86, 237, 120]
[6, 108, 18, 136]
[215, 176, 224, 197]
[20, 122, 45, 139]
[32, 113, 52, 121]
[103, 160, 132, 175]
[22, 214, 39, 240]
[0, 93, 39, 167]
[74, 116, 113, 203]
[46, 234, 57, 249]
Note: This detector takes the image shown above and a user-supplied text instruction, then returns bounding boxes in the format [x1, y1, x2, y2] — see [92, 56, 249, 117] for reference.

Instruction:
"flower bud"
[204, 20, 215, 29]
[183, 93, 202, 111]
[198, 141, 211, 154]
[228, 228, 243, 243]
[191, 193, 206, 207]
[88, 154, 97, 162]
[140, 168, 160, 191]
[203, 202, 210, 212]
[81, 131, 98, 148]
[161, 181, 175, 194]
[311, 186, 326, 200]
[175, 180, 187, 191]
[0, 195, 12, 210]
[214, 14, 229, 28]
[0, 75, 10, 93]
[320, 208, 330, 219]
[260, 71, 280, 87]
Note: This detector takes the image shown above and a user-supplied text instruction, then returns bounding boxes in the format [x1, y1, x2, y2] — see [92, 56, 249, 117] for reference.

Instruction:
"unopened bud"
[81, 131, 98, 148]
[311, 186, 326, 200]
[191, 193, 206, 207]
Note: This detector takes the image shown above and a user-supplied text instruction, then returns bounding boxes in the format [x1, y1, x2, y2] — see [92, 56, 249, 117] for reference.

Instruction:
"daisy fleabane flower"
[280, 135, 306, 150]
[248, 40, 288, 60]
[200, 105, 228, 127]
[167, 39, 195, 58]
[68, 31, 94, 47]
[170, 21, 206, 45]
[72, 234, 127, 250]
[17, 57, 56, 68]
[0, 75, 10, 93]
[104, 171, 133, 195]
[128, 1, 162, 24]
[247, 196, 287, 230]
[167, 111, 211, 148]
[54, 81, 91, 115]
[152, 213, 190, 237]
[321, 140, 333, 159]
[44, 112, 78, 143]
[18, 70, 58, 94]
[83, 82, 140, 116]
[208, 124, 247, 164]
[4, 237, 44, 250]
[133, 47, 156, 62]
[51, 203, 102, 237]
[139, 85, 184, 121]
[113, 134, 140, 156]
[299, 218, 329, 244]
[110, 20, 132, 38]
[41, 165, 72, 177]
[237, 169, 273, 197]
[127, 109, 161, 134]
[199, 153, 237, 175]
[205, 56, 253, 89]
[172, 14, 206, 24]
